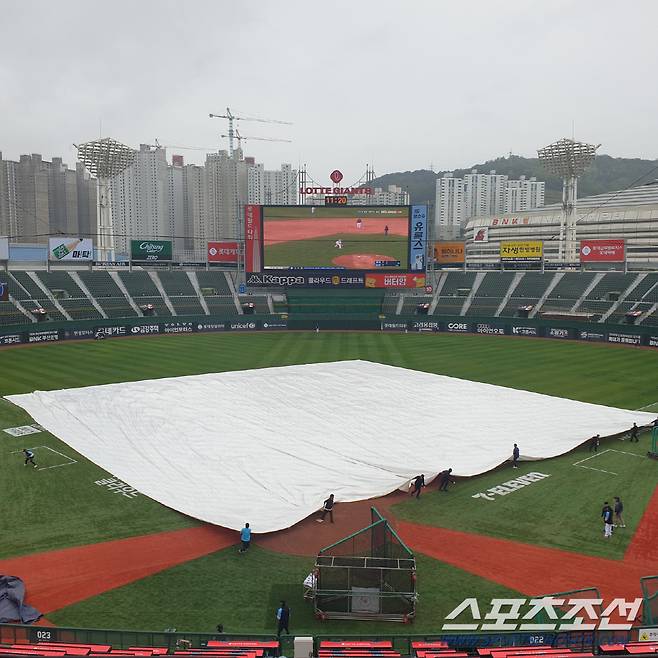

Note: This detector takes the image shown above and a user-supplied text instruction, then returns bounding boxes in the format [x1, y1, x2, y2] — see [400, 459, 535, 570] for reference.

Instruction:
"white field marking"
[9, 445, 77, 471]
[635, 401, 658, 411]
[572, 447, 644, 476]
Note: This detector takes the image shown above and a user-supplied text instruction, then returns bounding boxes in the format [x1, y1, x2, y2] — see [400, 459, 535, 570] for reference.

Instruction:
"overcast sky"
[2, 0, 658, 185]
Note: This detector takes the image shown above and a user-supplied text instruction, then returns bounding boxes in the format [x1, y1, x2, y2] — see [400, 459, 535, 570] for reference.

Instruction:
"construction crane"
[221, 129, 291, 149]
[209, 107, 292, 156]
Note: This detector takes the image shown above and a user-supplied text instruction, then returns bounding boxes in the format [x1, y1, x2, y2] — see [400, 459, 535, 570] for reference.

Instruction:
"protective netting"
[641, 576, 658, 625]
[315, 508, 416, 620]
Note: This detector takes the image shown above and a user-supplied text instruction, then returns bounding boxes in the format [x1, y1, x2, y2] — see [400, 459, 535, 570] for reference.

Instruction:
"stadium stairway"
[34, 272, 104, 321]
[9, 272, 68, 321]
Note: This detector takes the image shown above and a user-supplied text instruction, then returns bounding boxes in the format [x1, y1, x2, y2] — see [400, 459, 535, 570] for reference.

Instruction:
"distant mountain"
[371, 154, 658, 207]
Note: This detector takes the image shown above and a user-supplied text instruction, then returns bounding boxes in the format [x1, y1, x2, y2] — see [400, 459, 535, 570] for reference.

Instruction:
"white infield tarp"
[6, 360, 654, 533]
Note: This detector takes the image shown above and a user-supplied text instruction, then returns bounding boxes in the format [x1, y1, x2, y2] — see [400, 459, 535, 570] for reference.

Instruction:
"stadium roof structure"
[533, 180, 658, 213]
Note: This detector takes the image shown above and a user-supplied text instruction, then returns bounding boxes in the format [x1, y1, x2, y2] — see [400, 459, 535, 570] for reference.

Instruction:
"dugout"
[313, 508, 416, 622]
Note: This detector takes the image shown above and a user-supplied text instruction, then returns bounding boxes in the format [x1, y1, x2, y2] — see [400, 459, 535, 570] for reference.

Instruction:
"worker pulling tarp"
[0, 575, 42, 624]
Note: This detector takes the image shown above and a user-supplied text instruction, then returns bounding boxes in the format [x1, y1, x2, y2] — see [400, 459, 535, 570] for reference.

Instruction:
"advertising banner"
[0, 333, 23, 346]
[411, 320, 441, 331]
[649, 336, 658, 348]
[511, 325, 538, 337]
[445, 321, 469, 333]
[245, 204, 261, 272]
[500, 241, 543, 262]
[434, 241, 465, 264]
[0, 236, 8, 260]
[364, 272, 426, 289]
[579, 330, 606, 342]
[474, 322, 505, 335]
[246, 271, 366, 288]
[130, 240, 172, 262]
[547, 327, 571, 339]
[208, 241, 239, 263]
[130, 324, 161, 336]
[161, 322, 193, 334]
[473, 227, 489, 243]
[607, 332, 641, 346]
[579, 239, 625, 262]
[49, 238, 93, 261]
[409, 205, 428, 271]
[262, 320, 288, 330]
[382, 321, 409, 331]
[26, 329, 60, 343]
[0, 281, 8, 302]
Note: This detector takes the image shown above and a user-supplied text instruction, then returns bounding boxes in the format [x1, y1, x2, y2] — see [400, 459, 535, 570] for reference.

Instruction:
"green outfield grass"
[264, 232, 408, 268]
[394, 435, 657, 560]
[1, 331, 657, 632]
[48, 545, 520, 634]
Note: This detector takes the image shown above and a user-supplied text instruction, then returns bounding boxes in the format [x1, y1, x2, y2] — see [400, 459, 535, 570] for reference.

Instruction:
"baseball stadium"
[2, 205, 658, 658]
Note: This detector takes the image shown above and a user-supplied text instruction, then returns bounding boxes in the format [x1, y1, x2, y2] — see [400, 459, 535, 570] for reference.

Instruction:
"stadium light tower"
[75, 138, 136, 260]
[538, 138, 599, 264]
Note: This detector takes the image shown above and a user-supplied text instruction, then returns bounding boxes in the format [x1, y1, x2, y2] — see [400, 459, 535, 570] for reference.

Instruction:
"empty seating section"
[642, 308, 658, 325]
[119, 273, 171, 317]
[576, 273, 636, 318]
[9, 272, 65, 320]
[467, 272, 515, 316]
[157, 272, 196, 296]
[625, 272, 658, 303]
[169, 296, 205, 316]
[196, 271, 232, 296]
[0, 301, 28, 325]
[239, 296, 269, 313]
[498, 272, 555, 317]
[319, 641, 400, 658]
[0, 640, 279, 658]
[36, 272, 102, 320]
[204, 296, 239, 315]
[287, 289, 384, 314]
[401, 295, 433, 314]
[381, 292, 399, 314]
[542, 272, 597, 312]
[78, 271, 137, 318]
[432, 272, 477, 316]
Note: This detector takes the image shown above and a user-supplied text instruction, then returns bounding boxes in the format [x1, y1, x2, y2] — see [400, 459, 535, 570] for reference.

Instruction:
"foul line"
[572, 447, 644, 476]
[9, 445, 77, 471]
[636, 401, 658, 411]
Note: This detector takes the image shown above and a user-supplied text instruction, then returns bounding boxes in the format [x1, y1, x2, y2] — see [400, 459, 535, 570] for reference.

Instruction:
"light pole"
[537, 138, 599, 266]
[75, 138, 136, 261]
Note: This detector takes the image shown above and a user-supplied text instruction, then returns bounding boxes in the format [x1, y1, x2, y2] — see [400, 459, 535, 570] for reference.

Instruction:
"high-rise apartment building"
[0, 151, 96, 244]
[435, 174, 465, 240]
[110, 144, 168, 257]
[435, 169, 545, 239]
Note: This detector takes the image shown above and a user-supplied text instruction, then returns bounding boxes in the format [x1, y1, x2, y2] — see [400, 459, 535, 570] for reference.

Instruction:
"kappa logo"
[250, 274, 305, 286]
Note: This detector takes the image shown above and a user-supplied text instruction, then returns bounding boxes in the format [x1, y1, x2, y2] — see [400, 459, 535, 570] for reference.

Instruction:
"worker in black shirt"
[602, 502, 613, 539]
[589, 434, 600, 452]
[317, 494, 335, 523]
[512, 444, 520, 468]
[22, 448, 37, 468]
[437, 468, 455, 492]
[410, 474, 425, 499]
[613, 496, 625, 528]
[629, 423, 639, 442]
[275, 601, 290, 637]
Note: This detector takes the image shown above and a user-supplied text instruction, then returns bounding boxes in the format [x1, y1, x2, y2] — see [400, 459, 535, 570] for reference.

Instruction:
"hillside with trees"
[371, 154, 658, 206]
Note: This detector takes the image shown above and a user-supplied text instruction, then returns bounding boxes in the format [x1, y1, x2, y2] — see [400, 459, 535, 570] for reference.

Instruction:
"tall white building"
[264, 164, 297, 205]
[435, 174, 464, 240]
[504, 176, 545, 212]
[110, 144, 168, 257]
[435, 169, 545, 239]
[351, 185, 409, 206]
[463, 170, 508, 218]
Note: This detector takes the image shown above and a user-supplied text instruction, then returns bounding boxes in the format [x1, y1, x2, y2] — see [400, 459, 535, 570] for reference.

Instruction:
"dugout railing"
[2, 623, 658, 656]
